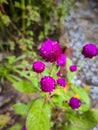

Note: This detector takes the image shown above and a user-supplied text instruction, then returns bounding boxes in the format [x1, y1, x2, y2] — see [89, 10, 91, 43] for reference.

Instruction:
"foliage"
[64, 109, 98, 130]
[26, 99, 51, 130]
[0, 0, 76, 52]
[13, 103, 28, 117]
[0, 55, 26, 89]
[10, 55, 98, 130]
[9, 124, 23, 130]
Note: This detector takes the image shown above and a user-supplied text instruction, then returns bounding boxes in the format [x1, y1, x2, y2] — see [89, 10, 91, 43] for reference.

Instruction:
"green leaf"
[1, 15, 10, 26]
[52, 94, 64, 108]
[0, 0, 8, 4]
[14, 1, 21, 8]
[78, 109, 98, 129]
[64, 124, 81, 130]
[44, 23, 51, 36]
[13, 80, 36, 93]
[26, 99, 51, 130]
[75, 109, 98, 129]
[65, 109, 98, 130]
[9, 124, 22, 130]
[42, 68, 50, 76]
[13, 103, 28, 116]
[38, 32, 44, 41]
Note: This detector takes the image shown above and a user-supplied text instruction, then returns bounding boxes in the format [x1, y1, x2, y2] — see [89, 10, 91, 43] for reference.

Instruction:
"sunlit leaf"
[13, 103, 28, 116]
[26, 99, 51, 130]
[9, 124, 22, 130]
[13, 80, 37, 93]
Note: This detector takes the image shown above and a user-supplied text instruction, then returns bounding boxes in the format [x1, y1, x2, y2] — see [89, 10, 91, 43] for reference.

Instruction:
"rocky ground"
[63, 1, 98, 129]
[64, 1, 98, 101]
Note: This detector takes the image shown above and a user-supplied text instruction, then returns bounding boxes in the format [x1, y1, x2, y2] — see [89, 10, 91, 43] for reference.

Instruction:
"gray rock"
[75, 80, 82, 86]
[92, 127, 98, 130]
[91, 77, 98, 86]
[91, 68, 97, 72]
[86, 76, 93, 85]
[91, 87, 98, 94]
[90, 93, 98, 99]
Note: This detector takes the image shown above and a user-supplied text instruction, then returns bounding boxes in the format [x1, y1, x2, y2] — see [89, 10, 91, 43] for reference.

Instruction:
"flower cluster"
[31, 40, 98, 110]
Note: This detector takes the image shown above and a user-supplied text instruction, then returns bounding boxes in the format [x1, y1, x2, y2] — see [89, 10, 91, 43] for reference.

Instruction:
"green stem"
[10, 21, 23, 37]
[37, 73, 41, 81]
[21, 0, 25, 33]
[57, 66, 60, 73]
[10, 0, 16, 18]
[50, 63, 55, 76]
[28, 0, 31, 5]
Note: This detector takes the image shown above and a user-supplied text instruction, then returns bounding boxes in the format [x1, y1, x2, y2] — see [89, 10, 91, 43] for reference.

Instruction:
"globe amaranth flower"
[69, 65, 77, 72]
[40, 76, 56, 92]
[82, 43, 98, 58]
[57, 71, 62, 77]
[22, 126, 26, 130]
[57, 54, 66, 66]
[57, 77, 66, 87]
[33, 61, 45, 73]
[25, 66, 29, 71]
[69, 97, 81, 109]
[40, 40, 62, 62]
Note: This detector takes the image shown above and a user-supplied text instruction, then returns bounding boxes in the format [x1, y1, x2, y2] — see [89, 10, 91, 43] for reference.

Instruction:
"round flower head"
[40, 40, 62, 62]
[57, 54, 66, 66]
[69, 65, 77, 72]
[22, 126, 26, 130]
[40, 76, 56, 92]
[82, 43, 98, 58]
[25, 66, 29, 71]
[57, 77, 66, 87]
[69, 97, 81, 109]
[33, 61, 45, 73]
[57, 71, 62, 77]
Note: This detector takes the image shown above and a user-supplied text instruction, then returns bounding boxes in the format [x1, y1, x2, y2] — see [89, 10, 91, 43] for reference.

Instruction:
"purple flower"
[69, 65, 77, 72]
[57, 77, 66, 87]
[33, 61, 45, 73]
[57, 54, 66, 66]
[40, 76, 56, 92]
[22, 126, 26, 130]
[40, 40, 62, 62]
[69, 97, 81, 109]
[57, 71, 62, 77]
[82, 43, 98, 58]
[25, 66, 29, 71]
